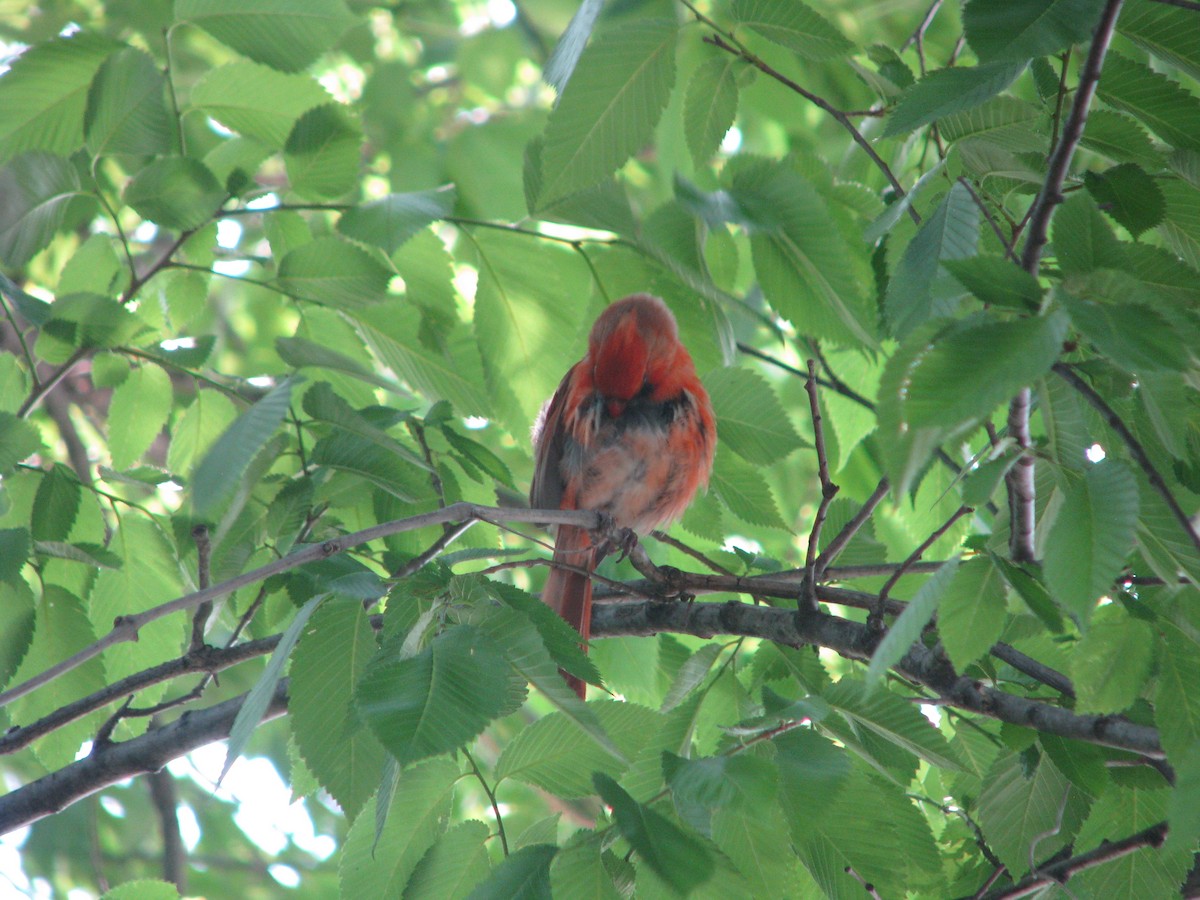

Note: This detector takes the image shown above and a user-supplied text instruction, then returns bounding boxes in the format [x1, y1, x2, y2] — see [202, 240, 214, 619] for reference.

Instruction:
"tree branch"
[0, 504, 602, 711]
[590, 600, 1165, 760]
[0, 680, 290, 835]
[980, 822, 1167, 899]
[1005, 0, 1126, 563]
[1054, 362, 1200, 557]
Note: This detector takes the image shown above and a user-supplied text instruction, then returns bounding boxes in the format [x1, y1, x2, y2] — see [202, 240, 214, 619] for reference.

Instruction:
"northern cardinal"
[531, 294, 716, 698]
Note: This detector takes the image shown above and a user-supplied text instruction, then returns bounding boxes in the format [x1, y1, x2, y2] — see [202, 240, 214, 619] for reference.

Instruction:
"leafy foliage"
[2, 0, 1200, 898]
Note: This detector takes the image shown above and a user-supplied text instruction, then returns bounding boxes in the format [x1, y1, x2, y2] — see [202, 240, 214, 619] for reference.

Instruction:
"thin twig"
[981, 823, 1166, 899]
[0, 504, 603, 710]
[815, 478, 891, 577]
[872, 505, 973, 627]
[803, 360, 839, 611]
[1054, 363, 1200, 556]
[463, 747, 509, 857]
[189, 525, 213, 652]
[693, 23, 918, 222]
[1148, 0, 1200, 11]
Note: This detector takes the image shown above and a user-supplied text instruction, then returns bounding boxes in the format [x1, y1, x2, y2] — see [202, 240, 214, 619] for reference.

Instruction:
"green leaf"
[0, 412, 46, 473]
[283, 103, 361, 200]
[277, 237, 391, 308]
[108, 364, 173, 470]
[0, 32, 117, 163]
[660, 643, 724, 713]
[976, 751, 1082, 877]
[704, 367, 802, 465]
[290, 600, 387, 821]
[471, 231, 591, 433]
[866, 558, 960, 685]
[309, 431, 424, 500]
[1119, 0, 1200, 82]
[883, 61, 1026, 137]
[684, 57, 739, 166]
[464, 844, 556, 900]
[1160, 177, 1200, 267]
[356, 624, 511, 764]
[405, 820, 492, 900]
[276, 335, 408, 395]
[192, 378, 295, 519]
[353, 306, 490, 416]
[937, 96, 1047, 152]
[903, 312, 1068, 429]
[593, 773, 714, 896]
[302, 382, 429, 471]
[0, 152, 87, 268]
[1071, 603, 1154, 714]
[1154, 621, 1200, 764]
[99, 880, 180, 900]
[1083, 163, 1165, 237]
[487, 581, 599, 688]
[1096, 52, 1200, 153]
[1043, 459, 1139, 623]
[884, 181, 980, 337]
[824, 679, 963, 771]
[475, 603, 623, 760]
[190, 60, 331, 147]
[166, 389, 238, 476]
[338, 186, 456, 254]
[1060, 270, 1193, 373]
[84, 47, 174, 159]
[963, 0, 1103, 62]
[31, 464, 81, 543]
[1052, 191, 1125, 276]
[943, 255, 1042, 310]
[0, 528, 31, 585]
[550, 833, 622, 900]
[731, 0, 854, 59]
[663, 752, 777, 812]
[221, 593, 326, 784]
[1080, 110, 1161, 168]
[726, 158, 877, 347]
[175, 0, 355, 73]
[939, 556, 1008, 671]
[538, 19, 677, 206]
[709, 448, 787, 529]
[495, 702, 632, 799]
[38, 293, 146, 360]
[339, 759, 460, 897]
[124, 156, 224, 230]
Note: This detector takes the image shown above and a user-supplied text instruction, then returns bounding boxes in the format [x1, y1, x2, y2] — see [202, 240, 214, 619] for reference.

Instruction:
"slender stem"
[815, 478, 891, 577]
[803, 360, 839, 610]
[464, 748, 509, 856]
[872, 505, 972, 626]
[1054, 363, 1200, 557]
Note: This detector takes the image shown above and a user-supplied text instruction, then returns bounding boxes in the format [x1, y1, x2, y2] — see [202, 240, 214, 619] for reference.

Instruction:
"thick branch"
[0, 681, 289, 835]
[590, 600, 1164, 759]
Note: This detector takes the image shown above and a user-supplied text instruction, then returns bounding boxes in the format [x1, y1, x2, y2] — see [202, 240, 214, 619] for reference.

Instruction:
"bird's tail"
[542, 524, 595, 699]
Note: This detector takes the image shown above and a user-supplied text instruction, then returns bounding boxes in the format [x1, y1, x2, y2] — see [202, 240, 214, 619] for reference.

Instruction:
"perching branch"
[0, 504, 602, 711]
[590, 600, 1165, 760]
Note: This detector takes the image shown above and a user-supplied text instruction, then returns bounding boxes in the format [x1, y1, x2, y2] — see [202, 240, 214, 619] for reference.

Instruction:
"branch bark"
[590, 600, 1164, 760]
[1005, 0, 1126, 563]
[0, 680, 289, 835]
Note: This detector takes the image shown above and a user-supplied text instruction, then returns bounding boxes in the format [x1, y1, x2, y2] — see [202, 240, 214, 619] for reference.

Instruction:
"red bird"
[531, 294, 716, 698]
